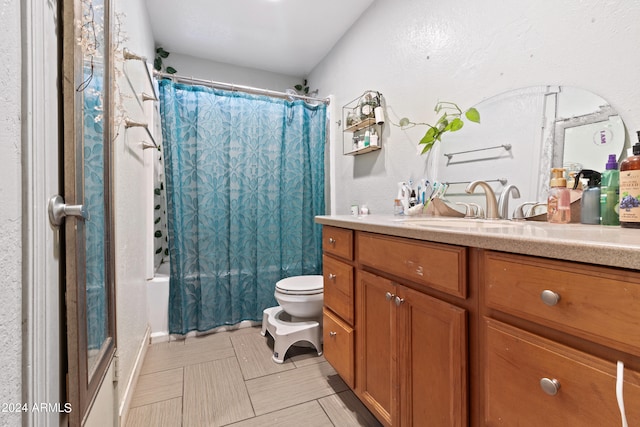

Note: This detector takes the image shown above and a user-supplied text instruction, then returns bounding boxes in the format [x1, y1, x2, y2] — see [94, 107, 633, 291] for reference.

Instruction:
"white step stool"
[261, 306, 322, 364]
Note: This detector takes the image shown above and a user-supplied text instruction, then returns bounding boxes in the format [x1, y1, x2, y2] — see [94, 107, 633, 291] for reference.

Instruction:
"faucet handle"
[455, 202, 472, 218]
[469, 203, 484, 219]
[513, 201, 539, 219]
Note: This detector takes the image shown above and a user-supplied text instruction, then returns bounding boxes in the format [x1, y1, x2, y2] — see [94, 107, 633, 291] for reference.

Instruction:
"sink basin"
[396, 217, 525, 229]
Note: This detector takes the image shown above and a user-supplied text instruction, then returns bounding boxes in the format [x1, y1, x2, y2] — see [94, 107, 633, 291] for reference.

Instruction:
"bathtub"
[147, 263, 170, 343]
[146, 265, 264, 341]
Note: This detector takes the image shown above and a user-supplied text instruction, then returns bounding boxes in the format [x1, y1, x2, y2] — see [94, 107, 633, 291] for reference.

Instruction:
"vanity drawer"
[323, 255, 354, 325]
[357, 232, 467, 298]
[323, 308, 355, 388]
[484, 318, 640, 427]
[484, 251, 640, 354]
[323, 226, 353, 261]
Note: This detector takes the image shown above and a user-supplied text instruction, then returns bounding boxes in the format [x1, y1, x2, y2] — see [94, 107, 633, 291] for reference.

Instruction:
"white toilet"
[261, 275, 324, 363]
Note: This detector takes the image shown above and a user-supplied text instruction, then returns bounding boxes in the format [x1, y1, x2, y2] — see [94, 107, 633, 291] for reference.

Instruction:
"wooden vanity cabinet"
[482, 250, 640, 426]
[321, 226, 355, 388]
[356, 233, 468, 427]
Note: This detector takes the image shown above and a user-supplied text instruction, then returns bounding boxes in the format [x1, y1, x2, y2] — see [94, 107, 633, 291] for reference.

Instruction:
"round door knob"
[329, 331, 337, 337]
[328, 273, 336, 281]
[541, 290, 561, 306]
[385, 292, 395, 301]
[540, 377, 561, 396]
[395, 296, 405, 306]
[328, 237, 336, 244]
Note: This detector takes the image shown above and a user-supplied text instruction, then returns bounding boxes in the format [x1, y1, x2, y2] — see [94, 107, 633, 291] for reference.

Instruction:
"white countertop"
[315, 215, 640, 270]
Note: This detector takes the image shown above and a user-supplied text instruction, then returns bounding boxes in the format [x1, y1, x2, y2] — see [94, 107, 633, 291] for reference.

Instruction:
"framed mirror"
[428, 85, 627, 214]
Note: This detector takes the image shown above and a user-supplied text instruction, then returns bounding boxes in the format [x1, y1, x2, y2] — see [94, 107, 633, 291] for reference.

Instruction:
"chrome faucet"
[498, 185, 521, 220]
[465, 180, 500, 219]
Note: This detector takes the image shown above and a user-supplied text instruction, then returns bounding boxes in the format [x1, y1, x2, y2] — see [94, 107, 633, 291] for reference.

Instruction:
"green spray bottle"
[600, 154, 620, 225]
[573, 169, 601, 224]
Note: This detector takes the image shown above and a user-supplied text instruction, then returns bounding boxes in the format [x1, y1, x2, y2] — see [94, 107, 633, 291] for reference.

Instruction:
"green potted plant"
[398, 101, 480, 154]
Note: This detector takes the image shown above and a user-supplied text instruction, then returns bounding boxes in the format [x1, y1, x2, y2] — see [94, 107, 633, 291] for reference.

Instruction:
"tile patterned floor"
[126, 326, 382, 426]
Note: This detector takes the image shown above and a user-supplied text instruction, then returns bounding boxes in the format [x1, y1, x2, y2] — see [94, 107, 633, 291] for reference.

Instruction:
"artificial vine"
[154, 47, 177, 74]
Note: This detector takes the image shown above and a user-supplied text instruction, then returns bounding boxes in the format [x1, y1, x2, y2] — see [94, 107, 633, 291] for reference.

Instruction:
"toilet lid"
[275, 275, 324, 295]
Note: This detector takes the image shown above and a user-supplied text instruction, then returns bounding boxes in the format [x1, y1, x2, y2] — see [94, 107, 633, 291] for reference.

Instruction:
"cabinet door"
[398, 286, 468, 427]
[323, 308, 355, 388]
[357, 270, 398, 426]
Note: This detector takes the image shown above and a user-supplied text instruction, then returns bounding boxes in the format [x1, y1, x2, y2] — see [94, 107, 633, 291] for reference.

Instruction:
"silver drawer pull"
[395, 296, 405, 306]
[540, 377, 561, 396]
[329, 331, 337, 337]
[541, 290, 561, 306]
[385, 292, 395, 301]
[328, 273, 337, 281]
[328, 237, 336, 244]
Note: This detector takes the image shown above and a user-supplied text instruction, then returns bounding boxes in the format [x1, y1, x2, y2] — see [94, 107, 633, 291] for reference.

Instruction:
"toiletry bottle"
[370, 129, 378, 147]
[393, 199, 403, 215]
[619, 132, 640, 228]
[409, 190, 417, 207]
[364, 130, 370, 147]
[600, 154, 620, 226]
[547, 167, 571, 223]
[573, 169, 601, 224]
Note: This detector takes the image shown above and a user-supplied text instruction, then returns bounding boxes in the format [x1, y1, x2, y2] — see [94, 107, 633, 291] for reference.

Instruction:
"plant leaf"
[421, 140, 436, 154]
[294, 84, 303, 91]
[419, 127, 436, 145]
[159, 50, 170, 59]
[449, 117, 464, 131]
[166, 66, 177, 74]
[154, 57, 162, 71]
[465, 107, 480, 123]
[399, 118, 411, 127]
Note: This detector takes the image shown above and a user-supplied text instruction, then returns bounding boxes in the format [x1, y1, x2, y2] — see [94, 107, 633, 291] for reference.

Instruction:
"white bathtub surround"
[147, 273, 171, 343]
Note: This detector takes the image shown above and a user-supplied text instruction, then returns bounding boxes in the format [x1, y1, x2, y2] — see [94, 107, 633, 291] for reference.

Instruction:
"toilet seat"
[275, 275, 323, 295]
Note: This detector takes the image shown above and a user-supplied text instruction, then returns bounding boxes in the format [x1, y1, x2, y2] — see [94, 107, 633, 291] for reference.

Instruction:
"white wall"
[309, 0, 640, 215]
[167, 52, 302, 92]
[112, 0, 156, 412]
[0, 0, 23, 425]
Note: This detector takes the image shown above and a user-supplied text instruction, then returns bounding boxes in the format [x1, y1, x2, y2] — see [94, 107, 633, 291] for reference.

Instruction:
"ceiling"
[145, 0, 375, 77]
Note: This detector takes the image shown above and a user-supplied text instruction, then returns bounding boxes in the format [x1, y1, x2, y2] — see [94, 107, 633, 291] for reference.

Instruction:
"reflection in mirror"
[428, 86, 627, 218]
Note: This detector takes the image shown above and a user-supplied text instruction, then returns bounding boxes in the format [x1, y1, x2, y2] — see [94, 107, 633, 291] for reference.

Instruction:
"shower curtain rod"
[153, 70, 330, 105]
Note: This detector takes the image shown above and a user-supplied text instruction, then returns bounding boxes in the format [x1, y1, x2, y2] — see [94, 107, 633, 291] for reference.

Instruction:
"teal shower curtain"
[158, 79, 326, 335]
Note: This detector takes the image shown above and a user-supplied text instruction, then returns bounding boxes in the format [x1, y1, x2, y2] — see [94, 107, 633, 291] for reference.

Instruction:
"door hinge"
[113, 352, 119, 383]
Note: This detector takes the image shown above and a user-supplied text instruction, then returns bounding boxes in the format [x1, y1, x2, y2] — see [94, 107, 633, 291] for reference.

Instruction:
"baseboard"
[118, 325, 151, 427]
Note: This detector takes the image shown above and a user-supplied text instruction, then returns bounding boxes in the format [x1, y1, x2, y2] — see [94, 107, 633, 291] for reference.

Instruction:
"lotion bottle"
[573, 169, 601, 224]
[620, 132, 640, 228]
[547, 168, 571, 223]
[600, 154, 620, 226]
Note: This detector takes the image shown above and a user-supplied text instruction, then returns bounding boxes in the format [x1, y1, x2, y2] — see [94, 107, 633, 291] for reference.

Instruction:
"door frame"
[22, 0, 64, 425]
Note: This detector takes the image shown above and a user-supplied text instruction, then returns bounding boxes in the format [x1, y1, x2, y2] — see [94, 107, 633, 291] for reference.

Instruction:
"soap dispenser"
[547, 168, 571, 223]
[601, 154, 620, 226]
[573, 169, 601, 224]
